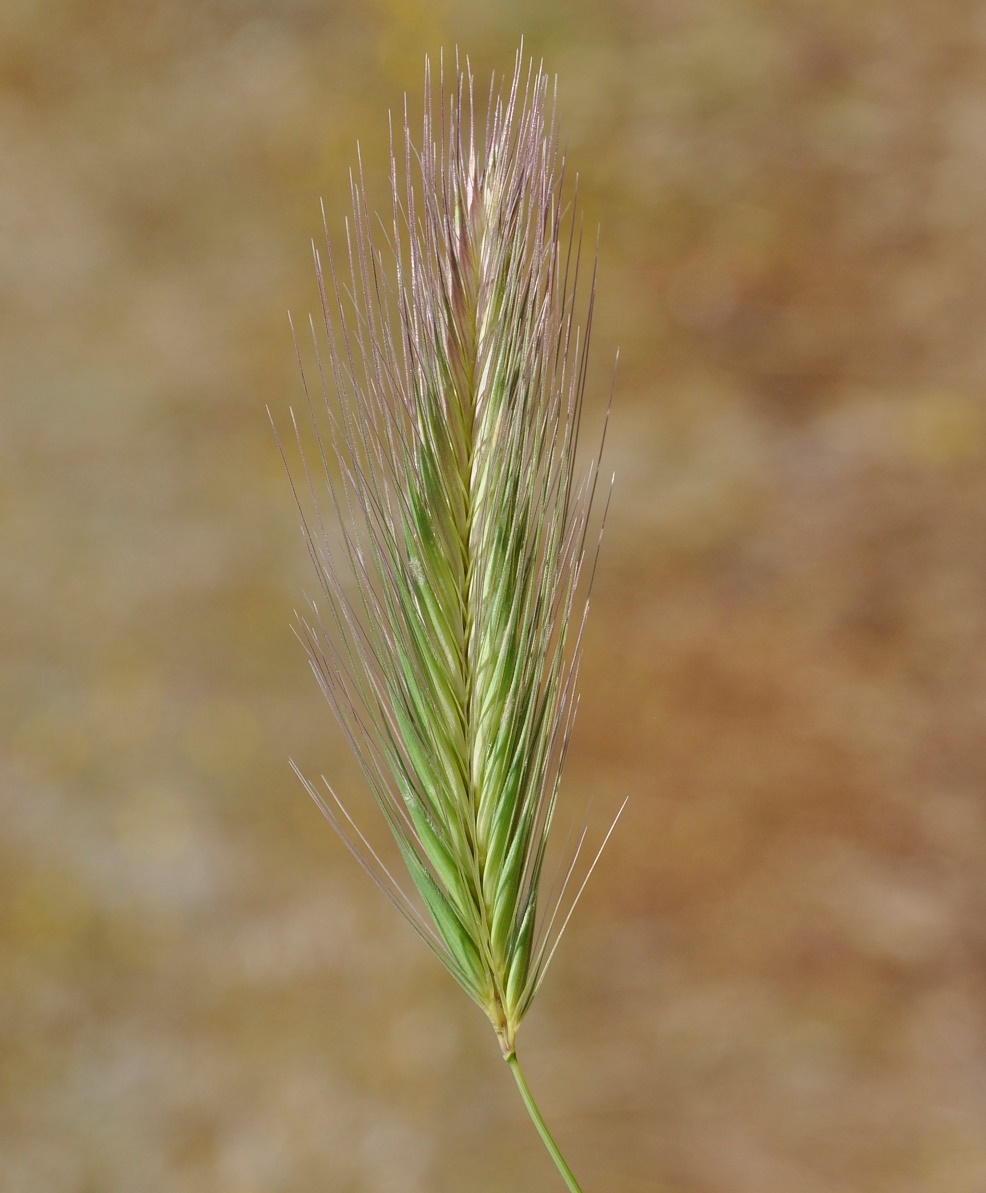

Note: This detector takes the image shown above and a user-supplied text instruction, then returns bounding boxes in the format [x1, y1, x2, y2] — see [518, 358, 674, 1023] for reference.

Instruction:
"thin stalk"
[506, 1051, 584, 1193]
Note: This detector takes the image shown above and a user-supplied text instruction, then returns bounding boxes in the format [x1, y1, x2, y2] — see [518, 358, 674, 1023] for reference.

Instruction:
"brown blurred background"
[3, 2, 986, 1190]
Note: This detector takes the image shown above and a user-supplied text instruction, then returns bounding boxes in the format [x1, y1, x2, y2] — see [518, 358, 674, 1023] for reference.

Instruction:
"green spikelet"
[279, 47, 620, 1193]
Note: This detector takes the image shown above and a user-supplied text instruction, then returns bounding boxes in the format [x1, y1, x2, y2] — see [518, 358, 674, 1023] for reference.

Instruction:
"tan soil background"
[3, 2, 986, 1191]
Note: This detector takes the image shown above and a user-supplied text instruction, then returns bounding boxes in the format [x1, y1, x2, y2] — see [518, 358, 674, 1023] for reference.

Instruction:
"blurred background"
[3, 1, 986, 1190]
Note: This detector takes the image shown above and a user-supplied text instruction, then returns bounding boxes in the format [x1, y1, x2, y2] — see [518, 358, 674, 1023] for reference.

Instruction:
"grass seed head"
[282, 47, 608, 1058]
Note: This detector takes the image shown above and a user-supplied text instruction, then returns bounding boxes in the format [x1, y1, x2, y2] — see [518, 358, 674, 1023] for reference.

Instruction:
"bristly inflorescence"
[278, 49, 616, 1059]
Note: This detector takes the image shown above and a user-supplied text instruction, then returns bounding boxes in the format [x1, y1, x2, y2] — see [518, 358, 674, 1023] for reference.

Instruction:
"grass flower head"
[278, 47, 617, 1192]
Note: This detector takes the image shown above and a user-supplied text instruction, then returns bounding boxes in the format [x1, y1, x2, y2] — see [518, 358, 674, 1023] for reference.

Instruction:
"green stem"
[506, 1051, 584, 1193]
